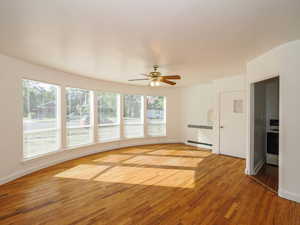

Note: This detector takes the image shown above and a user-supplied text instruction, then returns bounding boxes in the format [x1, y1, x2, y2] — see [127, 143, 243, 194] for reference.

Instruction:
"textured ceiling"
[0, 0, 300, 86]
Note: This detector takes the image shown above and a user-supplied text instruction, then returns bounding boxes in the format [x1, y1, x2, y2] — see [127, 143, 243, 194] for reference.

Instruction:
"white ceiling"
[0, 0, 300, 87]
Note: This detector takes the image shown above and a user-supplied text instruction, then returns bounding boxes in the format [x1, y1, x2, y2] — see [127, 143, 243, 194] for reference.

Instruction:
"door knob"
[220, 126, 224, 128]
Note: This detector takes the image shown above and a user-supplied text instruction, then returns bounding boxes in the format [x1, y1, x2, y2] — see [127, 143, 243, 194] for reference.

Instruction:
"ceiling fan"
[128, 65, 181, 86]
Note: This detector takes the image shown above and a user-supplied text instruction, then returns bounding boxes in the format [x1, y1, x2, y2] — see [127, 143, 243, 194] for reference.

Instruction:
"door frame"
[245, 74, 282, 192]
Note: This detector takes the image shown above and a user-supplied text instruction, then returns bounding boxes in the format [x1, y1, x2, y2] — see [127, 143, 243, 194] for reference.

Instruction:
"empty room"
[0, 0, 300, 224]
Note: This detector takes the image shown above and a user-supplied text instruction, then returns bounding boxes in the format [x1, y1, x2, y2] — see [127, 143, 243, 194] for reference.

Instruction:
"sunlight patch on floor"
[54, 164, 109, 180]
[93, 166, 195, 188]
[148, 149, 211, 157]
[123, 155, 203, 167]
[121, 148, 155, 154]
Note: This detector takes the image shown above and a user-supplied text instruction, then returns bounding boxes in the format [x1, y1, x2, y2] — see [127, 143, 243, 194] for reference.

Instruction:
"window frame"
[96, 91, 121, 143]
[146, 95, 167, 137]
[65, 87, 94, 148]
[21, 79, 168, 161]
[22, 78, 61, 159]
[122, 94, 145, 139]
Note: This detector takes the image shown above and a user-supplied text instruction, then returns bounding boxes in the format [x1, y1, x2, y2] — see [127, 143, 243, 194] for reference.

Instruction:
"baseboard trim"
[278, 189, 300, 203]
[0, 146, 117, 185]
[0, 139, 181, 185]
[253, 159, 265, 175]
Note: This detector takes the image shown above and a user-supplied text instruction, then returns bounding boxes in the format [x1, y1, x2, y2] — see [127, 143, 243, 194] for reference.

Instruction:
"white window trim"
[60, 86, 67, 149]
[92, 90, 98, 143]
[65, 88, 94, 148]
[22, 79, 62, 160]
[123, 95, 145, 139]
[96, 92, 121, 143]
[145, 96, 167, 137]
[98, 123, 120, 127]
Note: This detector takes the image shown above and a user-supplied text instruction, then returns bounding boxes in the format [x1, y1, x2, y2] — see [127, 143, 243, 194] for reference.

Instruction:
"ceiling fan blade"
[128, 79, 149, 81]
[139, 73, 150, 77]
[160, 75, 181, 80]
[161, 79, 176, 85]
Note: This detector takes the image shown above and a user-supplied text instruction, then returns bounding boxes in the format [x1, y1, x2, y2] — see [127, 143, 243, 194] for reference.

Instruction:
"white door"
[220, 91, 246, 158]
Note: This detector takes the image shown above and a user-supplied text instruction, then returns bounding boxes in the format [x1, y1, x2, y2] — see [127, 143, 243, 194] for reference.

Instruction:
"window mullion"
[61, 86, 67, 149]
[164, 96, 167, 136]
[120, 94, 125, 140]
[144, 95, 148, 138]
[92, 91, 98, 143]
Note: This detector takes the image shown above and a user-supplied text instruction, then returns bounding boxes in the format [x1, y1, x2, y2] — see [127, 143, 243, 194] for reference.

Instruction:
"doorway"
[251, 77, 279, 192]
[219, 91, 246, 158]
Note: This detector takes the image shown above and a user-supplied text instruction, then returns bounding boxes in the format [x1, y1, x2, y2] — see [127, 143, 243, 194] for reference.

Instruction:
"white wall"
[247, 40, 300, 203]
[180, 83, 214, 149]
[179, 75, 246, 153]
[0, 54, 182, 184]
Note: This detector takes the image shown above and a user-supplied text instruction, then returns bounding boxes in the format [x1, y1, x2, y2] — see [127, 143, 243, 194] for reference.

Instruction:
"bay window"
[147, 96, 166, 136]
[66, 88, 93, 147]
[23, 79, 60, 158]
[23, 81, 168, 159]
[123, 94, 144, 138]
[96, 92, 120, 142]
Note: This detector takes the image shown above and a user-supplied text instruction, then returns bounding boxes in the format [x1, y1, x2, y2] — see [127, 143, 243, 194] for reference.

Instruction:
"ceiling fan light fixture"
[150, 78, 160, 87]
[150, 80, 155, 87]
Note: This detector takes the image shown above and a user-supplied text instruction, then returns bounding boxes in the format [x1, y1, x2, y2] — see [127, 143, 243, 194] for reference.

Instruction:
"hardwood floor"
[251, 164, 279, 193]
[0, 144, 299, 225]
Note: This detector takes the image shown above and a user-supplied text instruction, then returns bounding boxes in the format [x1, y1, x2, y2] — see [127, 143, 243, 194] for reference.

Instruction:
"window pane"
[23, 79, 59, 158]
[148, 124, 166, 136]
[66, 88, 92, 146]
[97, 92, 119, 125]
[67, 127, 93, 146]
[98, 125, 120, 142]
[96, 92, 120, 141]
[147, 96, 166, 136]
[123, 95, 144, 138]
[24, 130, 60, 157]
[124, 124, 144, 138]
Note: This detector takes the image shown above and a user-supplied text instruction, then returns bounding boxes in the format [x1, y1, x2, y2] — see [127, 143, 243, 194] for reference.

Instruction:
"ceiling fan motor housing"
[153, 65, 159, 71]
[150, 71, 161, 77]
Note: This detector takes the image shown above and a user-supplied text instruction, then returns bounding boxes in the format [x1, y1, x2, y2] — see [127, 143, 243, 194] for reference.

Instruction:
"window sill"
[21, 135, 168, 163]
[62, 142, 96, 151]
[22, 149, 62, 162]
[147, 135, 167, 138]
[22, 142, 97, 163]
[122, 135, 166, 140]
[122, 136, 145, 140]
[98, 138, 121, 143]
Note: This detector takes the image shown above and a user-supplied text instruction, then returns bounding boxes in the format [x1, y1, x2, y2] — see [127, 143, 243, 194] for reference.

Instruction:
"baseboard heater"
[187, 140, 212, 147]
[187, 124, 213, 129]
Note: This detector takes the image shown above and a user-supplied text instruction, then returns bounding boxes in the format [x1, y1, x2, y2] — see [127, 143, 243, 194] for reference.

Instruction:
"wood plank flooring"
[251, 164, 279, 193]
[0, 144, 299, 225]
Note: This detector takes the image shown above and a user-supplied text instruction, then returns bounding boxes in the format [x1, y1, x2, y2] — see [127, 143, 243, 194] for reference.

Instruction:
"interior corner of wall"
[212, 145, 218, 154]
[278, 189, 300, 203]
